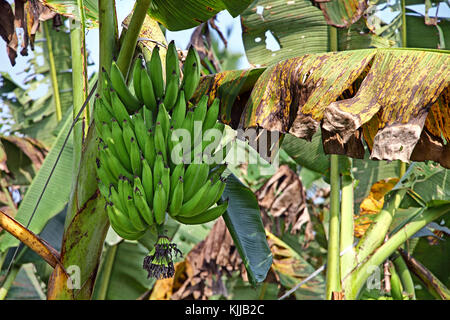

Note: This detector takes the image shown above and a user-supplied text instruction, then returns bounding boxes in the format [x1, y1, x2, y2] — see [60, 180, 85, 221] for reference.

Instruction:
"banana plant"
[0, 0, 449, 301]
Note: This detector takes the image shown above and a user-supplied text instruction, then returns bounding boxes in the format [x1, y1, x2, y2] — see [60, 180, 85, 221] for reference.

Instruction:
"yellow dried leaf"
[354, 177, 399, 238]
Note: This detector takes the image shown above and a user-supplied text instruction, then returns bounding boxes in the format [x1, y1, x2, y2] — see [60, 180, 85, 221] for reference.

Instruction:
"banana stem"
[355, 188, 406, 264]
[116, 0, 152, 76]
[346, 203, 450, 299]
[70, 16, 89, 178]
[0, 265, 20, 300]
[98, 0, 118, 90]
[401, 0, 407, 48]
[339, 162, 355, 287]
[43, 21, 62, 123]
[325, 154, 341, 299]
[96, 244, 118, 300]
[393, 253, 416, 299]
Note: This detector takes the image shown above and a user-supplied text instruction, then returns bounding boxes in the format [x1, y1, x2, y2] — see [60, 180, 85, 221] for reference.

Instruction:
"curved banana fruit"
[173, 202, 228, 225]
[181, 45, 201, 102]
[110, 61, 142, 113]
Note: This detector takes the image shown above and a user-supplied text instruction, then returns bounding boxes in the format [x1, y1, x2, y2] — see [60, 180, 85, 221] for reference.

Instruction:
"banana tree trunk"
[47, 0, 118, 300]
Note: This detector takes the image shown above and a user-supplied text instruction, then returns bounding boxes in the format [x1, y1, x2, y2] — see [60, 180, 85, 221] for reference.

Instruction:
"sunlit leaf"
[241, 0, 328, 67]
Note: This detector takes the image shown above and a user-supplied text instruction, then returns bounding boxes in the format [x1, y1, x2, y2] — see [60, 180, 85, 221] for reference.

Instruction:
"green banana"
[168, 177, 183, 217]
[203, 97, 220, 133]
[131, 111, 147, 150]
[153, 181, 167, 225]
[153, 152, 164, 191]
[110, 119, 132, 170]
[183, 163, 209, 202]
[100, 146, 133, 181]
[161, 165, 170, 195]
[174, 202, 228, 225]
[181, 108, 194, 152]
[164, 41, 180, 110]
[130, 137, 142, 177]
[170, 163, 185, 195]
[122, 119, 136, 154]
[141, 159, 154, 206]
[193, 95, 208, 124]
[132, 58, 144, 103]
[177, 180, 211, 217]
[120, 176, 133, 210]
[154, 122, 167, 164]
[107, 204, 146, 240]
[147, 46, 164, 102]
[163, 70, 179, 111]
[101, 68, 112, 105]
[143, 106, 154, 129]
[126, 194, 148, 231]
[156, 103, 170, 140]
[110, 61, 142, 112]
[96, 159, 116, 191]
[179, 178, 221, 217]
[181, 45, 201, 102]
[144, 129, 156, 168]
[165, 40, 180, 81]
[212, 178, 227, 204]
[171, 90, 186, 130]
[110, 89, 130, 127]
[208, 164, 227, 182]
[94, 95, 113, 124]
[134, 185, 154, 226]
[140, 64, 157, 114]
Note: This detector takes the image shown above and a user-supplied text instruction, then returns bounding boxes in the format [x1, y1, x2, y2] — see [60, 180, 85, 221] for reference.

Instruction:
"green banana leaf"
[406, 15, 450, 49]
[0, 111, 73, 252]
[147, 0, 254, 31]
[241, 0, 328, 67]
[41, 0, 253, 31]
[397, 162, 450, 208]
[409, 212, 450, 299]
[221, 174, 272, 286]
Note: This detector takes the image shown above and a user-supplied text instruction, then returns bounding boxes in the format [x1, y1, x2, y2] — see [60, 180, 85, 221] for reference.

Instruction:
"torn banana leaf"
[241, 0, 328, 67]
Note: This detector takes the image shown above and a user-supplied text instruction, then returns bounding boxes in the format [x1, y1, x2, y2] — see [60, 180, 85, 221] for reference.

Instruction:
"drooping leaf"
[241, 49, 374, 146]
[233, 48, 449, 168]
[193, 68, 265, 127]
[147, 0, 253, 31]
[0, 112, 73, 253]
[221, 174, 273, 286]
[241, 0, 328, 67]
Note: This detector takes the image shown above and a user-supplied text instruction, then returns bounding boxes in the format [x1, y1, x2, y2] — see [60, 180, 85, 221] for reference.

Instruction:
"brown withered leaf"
[0, 0, 57, 65]
[255, 165, 314, 243]
[0, 0, 18, 65]
[188, 21, 221, 74]
[354, 177, 398, 238]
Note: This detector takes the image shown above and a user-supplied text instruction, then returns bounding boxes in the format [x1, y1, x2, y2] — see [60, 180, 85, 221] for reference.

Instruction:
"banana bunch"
[94, 42, 229, 278]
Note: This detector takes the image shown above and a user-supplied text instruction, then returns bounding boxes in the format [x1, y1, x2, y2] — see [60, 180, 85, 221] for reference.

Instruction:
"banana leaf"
[0, 111, 73, 253]
[241, 0, 328, 67]
[221, 174, 272, 286]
